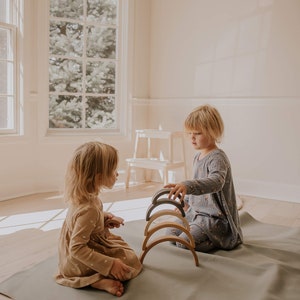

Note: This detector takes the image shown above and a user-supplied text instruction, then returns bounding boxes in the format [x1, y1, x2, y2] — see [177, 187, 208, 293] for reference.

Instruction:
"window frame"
[46, 0, 130, 137]
[0, 4, 19, 135]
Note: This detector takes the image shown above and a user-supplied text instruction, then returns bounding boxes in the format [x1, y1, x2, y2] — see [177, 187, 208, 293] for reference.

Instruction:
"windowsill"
[0, 131, 132, 144]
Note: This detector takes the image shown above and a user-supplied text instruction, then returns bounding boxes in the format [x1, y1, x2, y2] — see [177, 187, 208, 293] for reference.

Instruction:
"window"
[0, 0, 18, 134]
[48, 0, 123, 132]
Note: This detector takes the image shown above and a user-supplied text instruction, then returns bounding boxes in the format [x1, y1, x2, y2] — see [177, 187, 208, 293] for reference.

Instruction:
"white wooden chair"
[125, 129, 187, 187]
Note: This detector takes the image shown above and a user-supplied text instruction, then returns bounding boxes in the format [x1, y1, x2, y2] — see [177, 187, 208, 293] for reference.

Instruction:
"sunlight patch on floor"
[0, 198, 152, 235]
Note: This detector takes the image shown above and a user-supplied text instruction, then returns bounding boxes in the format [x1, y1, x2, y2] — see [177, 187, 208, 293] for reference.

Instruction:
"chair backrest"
[133, 129, 184, 162]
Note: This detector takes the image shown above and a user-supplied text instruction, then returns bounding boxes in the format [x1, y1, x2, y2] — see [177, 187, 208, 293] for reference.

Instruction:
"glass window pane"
[87, 0, 117, 25]
[48, 0, 119, 131]
[0, 0, 11, 23]
[0, 61, 13, 94]
[0, 28, 13, 60]
[86, 96, 115, 128]
[49, 95, 82, 128]
[0, 0, 18, 134]
[50, 0, 83, 20]
[86, 26, 116, 58]
[49, 21, 83, 57]
[0, 96, 14, 129]
[49, 57, 82, 93]
[86, 61, 115, 94]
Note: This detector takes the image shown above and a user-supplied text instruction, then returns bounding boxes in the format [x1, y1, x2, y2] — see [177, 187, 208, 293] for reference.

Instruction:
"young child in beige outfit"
[55, 141, 142, 297]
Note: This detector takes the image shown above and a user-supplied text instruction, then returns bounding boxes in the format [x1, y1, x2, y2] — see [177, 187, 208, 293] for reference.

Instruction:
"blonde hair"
[64, 141, 118, 204]
[184, 104, 224, 143]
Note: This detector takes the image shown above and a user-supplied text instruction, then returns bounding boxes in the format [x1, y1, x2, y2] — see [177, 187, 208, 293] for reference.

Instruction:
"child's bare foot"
[91, 278, 124, 297]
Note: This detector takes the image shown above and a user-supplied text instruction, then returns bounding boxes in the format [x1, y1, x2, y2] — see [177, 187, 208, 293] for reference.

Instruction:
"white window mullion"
[81, 0, 87, 128]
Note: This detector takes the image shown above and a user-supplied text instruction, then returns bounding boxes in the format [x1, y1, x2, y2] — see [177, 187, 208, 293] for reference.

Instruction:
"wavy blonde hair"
[184, 104, 224, 143]
[64, 141, 118, 205]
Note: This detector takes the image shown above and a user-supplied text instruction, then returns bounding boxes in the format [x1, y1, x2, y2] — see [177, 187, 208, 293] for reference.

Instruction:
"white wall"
[1, 0, 299, 204]
[0, 0, 151, 201]
[136, 0, 300, 203]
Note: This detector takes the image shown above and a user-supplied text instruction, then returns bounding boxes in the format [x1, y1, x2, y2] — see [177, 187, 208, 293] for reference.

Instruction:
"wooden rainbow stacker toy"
[139, 188, 199, 267]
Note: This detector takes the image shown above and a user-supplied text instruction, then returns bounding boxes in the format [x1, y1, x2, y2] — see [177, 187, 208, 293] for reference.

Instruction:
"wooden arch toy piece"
[144, 209, 190, 235]
[142, 221, 195, 250]
[140, 235, 200, 267]
[140, 188, 199, 267]
[151, 188, 183, 204]
[146, 188, 185, 221]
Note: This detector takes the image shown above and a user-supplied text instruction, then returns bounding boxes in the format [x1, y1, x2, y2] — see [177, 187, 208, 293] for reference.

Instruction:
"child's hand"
[110, 258, 132, 281]
[105, 215, 124, 229]
[164, 183, 187, 202]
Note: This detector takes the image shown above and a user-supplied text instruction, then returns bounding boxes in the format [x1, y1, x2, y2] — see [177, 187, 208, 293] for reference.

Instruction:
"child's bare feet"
[91, 278, 124, 297]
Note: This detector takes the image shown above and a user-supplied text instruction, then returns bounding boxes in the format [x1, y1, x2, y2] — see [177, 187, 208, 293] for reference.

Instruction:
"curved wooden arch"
[147, 188, 185, 220]
[144, 209, 189, 234]
[140, 235, 199, 267]
[146, 200, 185, 221]
[151, 188, 182, 203]
[141, 188, 199, 268]
[142, 221, 195, 250]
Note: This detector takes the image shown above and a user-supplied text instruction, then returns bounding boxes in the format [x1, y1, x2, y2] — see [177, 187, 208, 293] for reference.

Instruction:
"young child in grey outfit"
[165, 104, 243, 252]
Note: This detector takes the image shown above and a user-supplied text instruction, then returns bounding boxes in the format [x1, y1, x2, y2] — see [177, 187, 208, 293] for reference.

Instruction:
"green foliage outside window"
[49, 0, 118, 129]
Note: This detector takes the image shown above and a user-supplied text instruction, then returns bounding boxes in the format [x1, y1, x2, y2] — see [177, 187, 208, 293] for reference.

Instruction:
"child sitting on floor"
[55, 141, 142, 297]
[165, 104, 243, 252]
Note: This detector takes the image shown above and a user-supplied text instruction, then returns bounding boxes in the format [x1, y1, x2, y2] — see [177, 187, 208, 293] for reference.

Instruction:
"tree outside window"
[49, 0, 118, 129]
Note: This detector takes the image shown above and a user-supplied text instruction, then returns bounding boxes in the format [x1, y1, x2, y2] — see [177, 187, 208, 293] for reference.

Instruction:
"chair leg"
[144, 169, 152, 182]
[125, 164, 131, 188]
[183, 165, 187, 180]
[163, 168, 168, 185]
